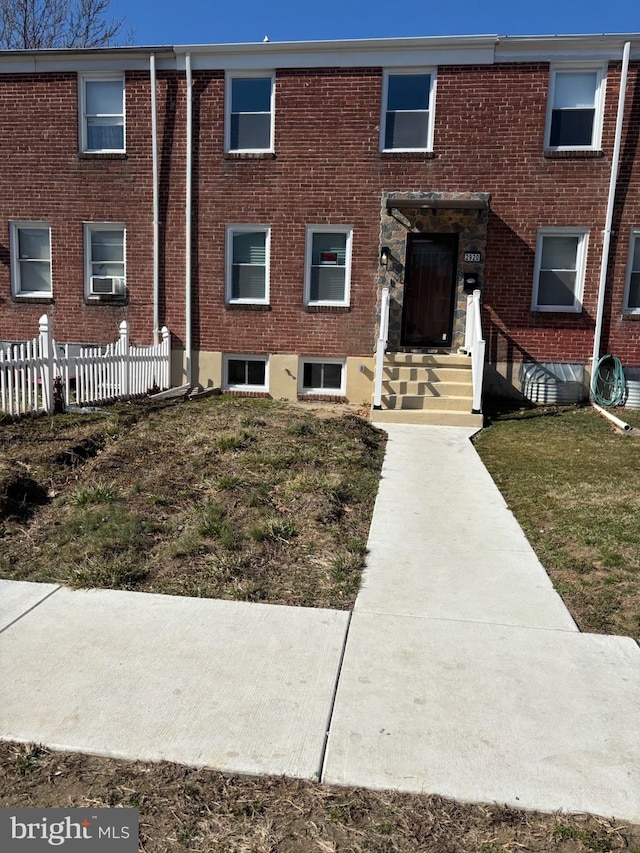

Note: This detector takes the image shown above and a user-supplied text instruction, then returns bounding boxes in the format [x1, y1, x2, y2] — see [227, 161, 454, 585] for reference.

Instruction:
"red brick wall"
[2, 59, 640, 368]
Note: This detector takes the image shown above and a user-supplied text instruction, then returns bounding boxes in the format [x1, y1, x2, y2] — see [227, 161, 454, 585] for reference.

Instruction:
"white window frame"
[83, 223, 126, 299]
[304, 225, 353, 307]
[223, 354, 269, 391]
[531, 227, 588, 313]
[79, 74, 126, 154]
[10, 221, 52, 298]
[623, 228, 640, 314]
[380, 68, 436, 153]
[225, 225, 270, 305]
[224, 71, 275, 154]
[299, 358, 346, 396]
[544, 64, 606, 152]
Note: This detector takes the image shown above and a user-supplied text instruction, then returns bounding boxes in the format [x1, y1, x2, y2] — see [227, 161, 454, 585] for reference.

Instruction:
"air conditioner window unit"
[90, 276, 124, 296]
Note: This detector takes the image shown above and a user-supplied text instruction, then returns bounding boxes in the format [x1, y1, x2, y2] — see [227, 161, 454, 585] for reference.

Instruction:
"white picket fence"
[0, 315, 171, 417]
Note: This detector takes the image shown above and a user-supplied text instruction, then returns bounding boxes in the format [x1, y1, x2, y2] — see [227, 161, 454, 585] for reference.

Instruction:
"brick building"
[1, 34, 639, 422]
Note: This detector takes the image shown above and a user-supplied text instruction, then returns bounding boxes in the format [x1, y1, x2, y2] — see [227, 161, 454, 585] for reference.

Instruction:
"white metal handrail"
[464, 289, 485, 414]
[373, 285, 390, 409]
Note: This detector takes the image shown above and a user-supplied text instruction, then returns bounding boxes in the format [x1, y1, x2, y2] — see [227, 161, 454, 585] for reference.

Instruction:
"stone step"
[372, 409, 483, 427]
[383, 366, 474, 383]
[381, 380, 473, 398]
[381, 394, 476, 412]
[385, 353, 472, 368]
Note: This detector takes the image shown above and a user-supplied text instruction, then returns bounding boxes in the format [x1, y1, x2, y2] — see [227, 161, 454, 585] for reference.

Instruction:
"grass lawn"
[0, 396, 385, 609]
[475, 403, 640, 643]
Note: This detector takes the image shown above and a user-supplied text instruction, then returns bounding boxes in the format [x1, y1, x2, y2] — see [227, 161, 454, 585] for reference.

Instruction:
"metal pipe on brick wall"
[185, 52, 193, 386]
[591, 41, 631, 394]
[150, 54, 160, 345]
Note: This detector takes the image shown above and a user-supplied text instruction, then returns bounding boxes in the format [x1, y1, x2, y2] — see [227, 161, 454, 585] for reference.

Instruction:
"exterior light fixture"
[380, 246, 390, 267]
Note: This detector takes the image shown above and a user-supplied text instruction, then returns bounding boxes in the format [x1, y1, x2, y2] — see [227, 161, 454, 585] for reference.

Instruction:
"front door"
[401, 234, 457, 348]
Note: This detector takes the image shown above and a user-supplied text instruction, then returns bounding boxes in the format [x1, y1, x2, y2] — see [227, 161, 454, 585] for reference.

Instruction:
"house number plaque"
[464, 252, 481, 262]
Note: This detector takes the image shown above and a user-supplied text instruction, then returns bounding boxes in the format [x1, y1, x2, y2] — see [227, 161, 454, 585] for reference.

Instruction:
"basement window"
[223, 355, 268, 391]
[300, 359, 345, 395]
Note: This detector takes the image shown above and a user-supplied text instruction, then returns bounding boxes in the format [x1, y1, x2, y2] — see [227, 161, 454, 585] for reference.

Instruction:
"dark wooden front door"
[401, 234, 457, 347]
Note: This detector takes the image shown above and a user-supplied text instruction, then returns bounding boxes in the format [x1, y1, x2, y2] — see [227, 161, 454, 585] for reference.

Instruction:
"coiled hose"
[591, 355, 627, 407]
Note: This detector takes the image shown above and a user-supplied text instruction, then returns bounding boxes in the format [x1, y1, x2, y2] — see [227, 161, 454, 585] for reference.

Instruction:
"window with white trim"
[623, 230, 640, 313]
[304, 226, 352, 306]
[545, 66, 605, 150]
[532, 228, 588, 312]
[84, 224, 126, 298]
[223, 355, 268, 390]
[300, 358, 345, 395]
[10, 222, 52, 297]
[79, 75, 125, 153]
[226, 226, 270, 303]
[381, 70, 435, 152]
[225, 73, 274, 152]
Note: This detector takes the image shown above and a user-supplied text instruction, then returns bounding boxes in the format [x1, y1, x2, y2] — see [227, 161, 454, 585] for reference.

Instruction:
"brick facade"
[1, 36, 639, 399]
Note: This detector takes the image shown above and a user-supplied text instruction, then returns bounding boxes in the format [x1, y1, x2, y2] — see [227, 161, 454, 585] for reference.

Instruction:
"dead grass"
[1, 742, 638, 853]
[475, 403, 640, 642]
[0, 396, 385, 609]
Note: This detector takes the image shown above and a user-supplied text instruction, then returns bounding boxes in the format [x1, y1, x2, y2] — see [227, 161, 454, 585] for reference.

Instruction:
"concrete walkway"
[1, 424, 639, 822]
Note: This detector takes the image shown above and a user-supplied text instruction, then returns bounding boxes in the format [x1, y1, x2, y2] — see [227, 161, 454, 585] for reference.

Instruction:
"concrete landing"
[0, 587, 348, 779]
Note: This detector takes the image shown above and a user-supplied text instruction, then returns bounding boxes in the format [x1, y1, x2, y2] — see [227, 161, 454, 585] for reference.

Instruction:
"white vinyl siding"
[623, 230, 640, 313]
[10, 222, 52, 297]
[80, 75, 125, 153]
[223, 355, 268, 390]
[225, 73, 274, 153]
[381, 70, 435, 152]
[545, 66, 605, 150]
[532, 228, 588, 312]
[226, 226, 270, 303]
[304, 226, 352, 306]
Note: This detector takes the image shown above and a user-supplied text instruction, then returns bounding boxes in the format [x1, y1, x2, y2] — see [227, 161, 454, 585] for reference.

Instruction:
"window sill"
[225, 303, 271, 311]
[78, 152, 128, 160]
[12, 295, 54, 304]
[223, 389, 270, 398]
[223, 152, 275, 160]
[621, 312, 640, 321]
[304, 305, 351, 313]
[543, 150, 604, 160]
[297, 393, 346, 403]
[380, 151, 436, 160]
[84, 296, 128, 306]
[531, 307, 582, 314]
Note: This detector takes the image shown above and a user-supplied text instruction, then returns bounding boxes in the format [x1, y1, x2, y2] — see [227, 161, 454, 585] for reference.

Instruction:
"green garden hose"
[591, 355, 627, 407]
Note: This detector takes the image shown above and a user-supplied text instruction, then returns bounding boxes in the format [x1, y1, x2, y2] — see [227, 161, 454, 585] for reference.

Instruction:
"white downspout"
[185, 52, 193, 386]
[590, 41, 631, 397]
[150, 54, 160, 344]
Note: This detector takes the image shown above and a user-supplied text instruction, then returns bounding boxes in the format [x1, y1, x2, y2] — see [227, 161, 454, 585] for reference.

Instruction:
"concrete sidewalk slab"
[0, 587, 348, 779]
[322, 611, 640, 822]
[0, 579, 60, 631]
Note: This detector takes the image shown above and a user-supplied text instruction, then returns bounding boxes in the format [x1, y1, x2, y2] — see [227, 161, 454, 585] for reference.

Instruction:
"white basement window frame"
[380, 68, 436, 153]
[10, 221, 52, 298]
[84, 223, 126, 299]
[79, 74, 126, 153]
[531, 227, 589, 313]
[223, 354, 269, 391]
[623, 228, 640, 314]
[299, 358, 346, 395]
[225, 225, 270, 304]
[224, 72, 275, 153]
[304, 225, 353, 307]
[544, 64, 606, 151]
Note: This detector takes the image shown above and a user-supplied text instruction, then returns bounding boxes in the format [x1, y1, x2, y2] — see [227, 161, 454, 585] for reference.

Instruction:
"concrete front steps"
[373, 353, 483, 427]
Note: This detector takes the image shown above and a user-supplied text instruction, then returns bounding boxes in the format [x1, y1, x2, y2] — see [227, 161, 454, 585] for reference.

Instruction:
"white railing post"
[39, 314, 54, 415]
[161, 326, 171, 389]
[464, 293, 474, 353]
[373, 285, 390, 410]
[469, 289, 485, 415]
[119, 320, 130, 397]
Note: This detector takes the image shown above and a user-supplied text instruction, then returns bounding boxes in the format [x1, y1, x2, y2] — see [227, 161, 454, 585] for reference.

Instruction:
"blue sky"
[110, 0, 639, 47]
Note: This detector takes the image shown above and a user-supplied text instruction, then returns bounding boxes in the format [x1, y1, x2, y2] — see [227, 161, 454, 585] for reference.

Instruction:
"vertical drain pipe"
[590, 40, 631, 397]
[150, 54, 160, 344]
[185, 52, 193, 386]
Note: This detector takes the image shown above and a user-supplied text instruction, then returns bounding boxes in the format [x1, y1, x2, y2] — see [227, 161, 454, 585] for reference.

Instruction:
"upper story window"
[225, 73, 274, 153]
[226, 225, 270, 304]
[79, 75, 125, 153]
[84, 224, 126, 298]
[545, 66, 606, 150]
[304, 226, 352, 307]
[532, 228, 588, 313]
[381, 70, 435, 152]
[623, 229, 640, 314]
[10, 222, 52, 298]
